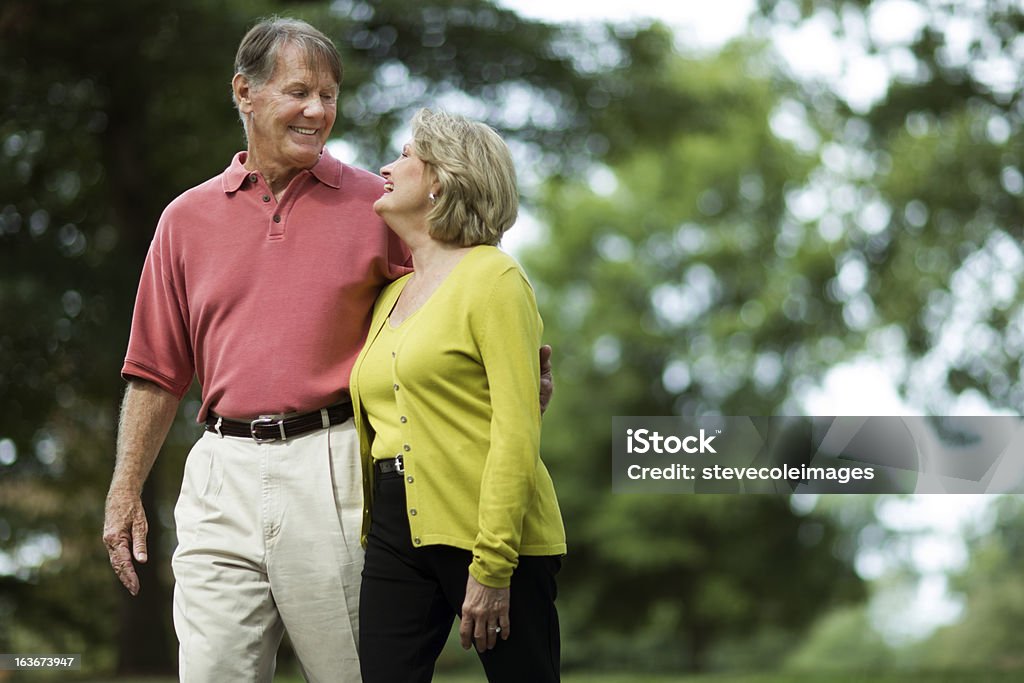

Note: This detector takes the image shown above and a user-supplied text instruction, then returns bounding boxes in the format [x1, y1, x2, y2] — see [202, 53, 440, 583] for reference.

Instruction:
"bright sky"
[498, 0, 948, 112]
[496, 0, 756, 50]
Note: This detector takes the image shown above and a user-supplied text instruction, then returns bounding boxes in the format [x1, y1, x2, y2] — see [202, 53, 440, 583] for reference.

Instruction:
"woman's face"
[374, 140, 436, 223]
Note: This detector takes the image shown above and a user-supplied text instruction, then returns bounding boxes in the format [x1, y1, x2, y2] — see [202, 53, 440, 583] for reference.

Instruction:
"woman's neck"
[408, 238, 472, 278]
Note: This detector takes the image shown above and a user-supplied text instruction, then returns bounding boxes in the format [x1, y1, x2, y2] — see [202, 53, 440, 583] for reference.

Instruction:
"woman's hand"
[459, 574, 511, 652]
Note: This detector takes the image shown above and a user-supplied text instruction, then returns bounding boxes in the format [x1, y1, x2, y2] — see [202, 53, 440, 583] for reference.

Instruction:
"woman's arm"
[470, 266, 543, 587]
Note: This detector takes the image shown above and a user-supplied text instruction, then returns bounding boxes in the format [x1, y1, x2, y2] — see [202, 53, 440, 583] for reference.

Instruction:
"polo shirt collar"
[221, 148, 344, 193]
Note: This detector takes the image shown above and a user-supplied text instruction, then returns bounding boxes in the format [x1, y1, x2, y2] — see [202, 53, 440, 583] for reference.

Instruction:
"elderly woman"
[349, 109, 566, 682]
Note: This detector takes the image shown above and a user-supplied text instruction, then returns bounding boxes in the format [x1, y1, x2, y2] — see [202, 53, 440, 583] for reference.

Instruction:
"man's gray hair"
[232, 17, 343, 134]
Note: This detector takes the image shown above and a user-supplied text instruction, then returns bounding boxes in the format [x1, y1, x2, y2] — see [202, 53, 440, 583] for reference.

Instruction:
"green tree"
[523, 41, 866, 672]
[521, 0, 1024, 670]
[752, 0, 1024, 411]
[917, 497, 1024, 670]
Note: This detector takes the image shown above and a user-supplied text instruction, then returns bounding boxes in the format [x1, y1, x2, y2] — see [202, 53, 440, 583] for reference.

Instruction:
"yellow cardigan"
[350, 246, 566, 588]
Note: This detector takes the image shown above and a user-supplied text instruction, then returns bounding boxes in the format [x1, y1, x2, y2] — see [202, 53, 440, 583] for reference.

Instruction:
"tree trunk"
[115, 476, 175, 674]
[687, 623, 710, 673]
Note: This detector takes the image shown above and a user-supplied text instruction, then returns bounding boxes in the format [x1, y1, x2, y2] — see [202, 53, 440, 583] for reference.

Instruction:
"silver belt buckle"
[250, 415, 286, 442]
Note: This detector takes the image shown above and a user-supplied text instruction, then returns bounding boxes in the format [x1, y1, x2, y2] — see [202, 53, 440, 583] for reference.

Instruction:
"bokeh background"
[2, 0, 1024, 679]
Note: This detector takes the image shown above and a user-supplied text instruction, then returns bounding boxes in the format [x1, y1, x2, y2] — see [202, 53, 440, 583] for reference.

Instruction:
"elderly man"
[101, 17, 552, 682]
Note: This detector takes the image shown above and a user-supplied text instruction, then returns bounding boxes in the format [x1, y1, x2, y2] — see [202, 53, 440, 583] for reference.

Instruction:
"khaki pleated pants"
[172, 420, 364, 682]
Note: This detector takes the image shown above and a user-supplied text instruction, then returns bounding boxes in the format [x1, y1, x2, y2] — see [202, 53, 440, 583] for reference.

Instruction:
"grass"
[64, 672, 1024, 683]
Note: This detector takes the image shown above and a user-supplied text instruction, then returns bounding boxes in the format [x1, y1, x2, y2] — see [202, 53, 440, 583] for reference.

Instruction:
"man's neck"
[243, 154, 308, 201]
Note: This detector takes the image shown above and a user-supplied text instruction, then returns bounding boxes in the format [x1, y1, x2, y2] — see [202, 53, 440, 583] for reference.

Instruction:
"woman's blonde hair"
[412, 109, 518, 246]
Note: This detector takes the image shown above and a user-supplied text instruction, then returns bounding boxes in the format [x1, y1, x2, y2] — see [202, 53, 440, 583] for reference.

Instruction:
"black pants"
[359, 469, 561, 683]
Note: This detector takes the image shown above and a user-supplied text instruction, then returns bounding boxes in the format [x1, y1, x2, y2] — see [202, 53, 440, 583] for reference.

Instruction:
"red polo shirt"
[122, 148, 411, 421]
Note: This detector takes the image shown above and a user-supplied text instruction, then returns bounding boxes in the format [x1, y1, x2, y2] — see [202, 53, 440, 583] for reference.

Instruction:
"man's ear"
[233, 73, 253, 114]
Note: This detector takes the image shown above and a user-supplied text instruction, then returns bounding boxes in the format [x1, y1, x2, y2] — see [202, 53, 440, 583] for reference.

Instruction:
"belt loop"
[320, 407, 330, 429]
[214, 416, 223, 438]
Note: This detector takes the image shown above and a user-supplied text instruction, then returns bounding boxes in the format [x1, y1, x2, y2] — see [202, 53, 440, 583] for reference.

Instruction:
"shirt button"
[407, 475, 414, 484]
[262, 195, 271, 202]
[400, 416, 408, 423]
[249, 173, 258, 183]
[403, 444, 410, 452]
[409, 508, 417, 516]
[273, 215, 281, 223]
[414, 537, 421, 545]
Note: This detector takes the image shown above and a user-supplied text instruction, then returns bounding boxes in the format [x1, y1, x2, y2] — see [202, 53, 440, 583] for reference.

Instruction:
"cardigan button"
[409, 508, 417, 516]
[407, 476, 414, 484]
[413, 537, 421, 545]
[400, 416, 407, 423]
[403, 444, 410, 452]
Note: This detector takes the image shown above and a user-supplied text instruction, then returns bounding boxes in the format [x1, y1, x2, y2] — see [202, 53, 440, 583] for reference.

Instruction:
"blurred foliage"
[520, 0, 1024, 673]
[783, 604, 898, 672]
[915, 497, 1024, 670]
[753, 0, 1024, 410]
[2, 0, 1023, 677]
[522, 41, 864, 672]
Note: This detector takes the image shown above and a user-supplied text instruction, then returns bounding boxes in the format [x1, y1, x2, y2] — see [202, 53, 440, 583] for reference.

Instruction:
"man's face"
[242, 42, 338, 175]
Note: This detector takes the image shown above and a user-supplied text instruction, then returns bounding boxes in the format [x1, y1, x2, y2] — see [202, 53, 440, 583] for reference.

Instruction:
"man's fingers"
[104, 493, 147, 594]
[106, 540, 140, 595]
[132, 517, 149, 563]
[118, 562, 140, 596]
[539, 344, 554, 414]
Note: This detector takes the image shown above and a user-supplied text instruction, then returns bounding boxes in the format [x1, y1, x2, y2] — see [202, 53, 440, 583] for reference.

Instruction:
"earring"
[428, 192, 437, 205]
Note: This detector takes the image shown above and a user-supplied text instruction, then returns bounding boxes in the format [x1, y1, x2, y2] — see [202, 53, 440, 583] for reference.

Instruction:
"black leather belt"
[205, 403, 353, 442]
[375, 455, 404, 475]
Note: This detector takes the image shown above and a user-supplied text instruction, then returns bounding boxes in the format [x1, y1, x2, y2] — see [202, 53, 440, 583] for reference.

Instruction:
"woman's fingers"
[461, 574, 511, 651]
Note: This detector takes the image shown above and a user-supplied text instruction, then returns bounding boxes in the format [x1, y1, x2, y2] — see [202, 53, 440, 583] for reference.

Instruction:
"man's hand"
[539, 344, 554, 415]
[459, 574, 511, 653]
[102, 380, 178, 596]
[103, 488, 149, 595]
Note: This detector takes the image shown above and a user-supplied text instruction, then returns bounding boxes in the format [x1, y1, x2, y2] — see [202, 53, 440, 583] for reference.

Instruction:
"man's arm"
[102, 379, 179, 595]
[539, 344, 554, 414]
